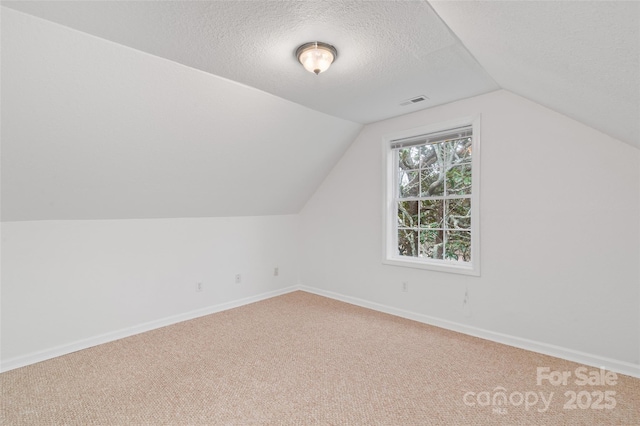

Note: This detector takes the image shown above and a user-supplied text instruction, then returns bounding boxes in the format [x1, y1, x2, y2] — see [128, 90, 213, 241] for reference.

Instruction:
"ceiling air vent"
[400, 95, 429, 106]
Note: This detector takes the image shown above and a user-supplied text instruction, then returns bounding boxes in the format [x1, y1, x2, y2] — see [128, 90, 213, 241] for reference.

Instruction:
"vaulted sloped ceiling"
[0, 1, 499, 124]
[1, 7, 362, 221]
[430, 1, 640, 149]
[1, 1, 638, 222]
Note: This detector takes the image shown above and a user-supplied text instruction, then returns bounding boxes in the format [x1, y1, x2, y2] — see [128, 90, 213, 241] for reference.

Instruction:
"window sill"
[383, 256, 480, 276]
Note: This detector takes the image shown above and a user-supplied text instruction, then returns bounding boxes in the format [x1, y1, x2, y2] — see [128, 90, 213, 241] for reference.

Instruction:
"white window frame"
[382, 116, 481, 276]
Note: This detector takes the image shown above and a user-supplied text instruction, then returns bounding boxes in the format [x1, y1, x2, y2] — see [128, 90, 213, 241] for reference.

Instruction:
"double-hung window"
[383, 117, 480, 275]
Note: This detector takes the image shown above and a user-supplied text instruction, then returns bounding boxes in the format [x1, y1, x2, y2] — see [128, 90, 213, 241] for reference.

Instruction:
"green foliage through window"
[396, 136, 472, 262]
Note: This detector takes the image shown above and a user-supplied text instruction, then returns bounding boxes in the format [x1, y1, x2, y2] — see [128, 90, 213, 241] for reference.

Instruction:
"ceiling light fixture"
[296, 42, 337, 75]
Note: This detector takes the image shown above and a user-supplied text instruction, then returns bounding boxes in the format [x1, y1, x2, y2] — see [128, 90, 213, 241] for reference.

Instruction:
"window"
[383, 117, 480, 275]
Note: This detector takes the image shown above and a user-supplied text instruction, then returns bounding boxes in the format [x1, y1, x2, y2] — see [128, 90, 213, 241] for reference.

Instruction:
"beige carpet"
[1, 291, 639, 425]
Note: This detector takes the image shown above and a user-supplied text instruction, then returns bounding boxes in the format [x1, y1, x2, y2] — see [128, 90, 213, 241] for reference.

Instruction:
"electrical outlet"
[402, 281, 409, 292]
[235, 274, 242, 284]
[463, 288, 471, 317]
[196, 282, 203, 292]
[274, 267, 279, 277]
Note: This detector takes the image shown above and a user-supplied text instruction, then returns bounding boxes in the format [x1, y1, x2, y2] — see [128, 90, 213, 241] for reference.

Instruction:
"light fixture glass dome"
[296, 42, 337, 75]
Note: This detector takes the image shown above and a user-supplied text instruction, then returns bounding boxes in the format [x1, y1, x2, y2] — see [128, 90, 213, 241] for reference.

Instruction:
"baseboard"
[4, 284, 638, 379]
[1, 286, 299, 373]
[299, 285, 640, 379]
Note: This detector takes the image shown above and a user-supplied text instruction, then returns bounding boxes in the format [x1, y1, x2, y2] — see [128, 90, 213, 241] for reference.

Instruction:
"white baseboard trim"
[299, 285, 640, 379]
[1, 286, 299, 373]
[4, 285, 638, 379]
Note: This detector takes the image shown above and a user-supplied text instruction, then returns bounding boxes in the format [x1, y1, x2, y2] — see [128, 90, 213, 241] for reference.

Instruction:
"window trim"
[382, 115, 481, 276]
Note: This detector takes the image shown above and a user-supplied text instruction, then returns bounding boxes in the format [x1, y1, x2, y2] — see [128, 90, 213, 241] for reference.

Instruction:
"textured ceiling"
[1, 0, 499, 124]
[1, 7, 362, 221]
[1, 1, 638, 221]
[431, 1, 640, 149]
[3, 0, 637, 146]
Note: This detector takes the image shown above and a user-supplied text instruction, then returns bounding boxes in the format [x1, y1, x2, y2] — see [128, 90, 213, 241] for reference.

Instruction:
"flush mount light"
[296, 42, 338, 75]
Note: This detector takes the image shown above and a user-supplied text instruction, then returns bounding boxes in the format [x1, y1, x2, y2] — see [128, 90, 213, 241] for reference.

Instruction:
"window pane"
[420, 168, 444, 197]
[419, 200, 443, 228]
[446, 164, 472, 195]
[397, 201, 418, 227]
[419, 144, 438, 168]
[389, 123, 476, 272]
[419, 229, 444, 259]
[446, 198, 471, 229]
[398, 147, 421, 171]
[454, 137, 472, 163]
[443, 138, 472, 164]
[421, 143, 446, 197]
[398, 229, 418, 257]
[399, 170, 419, 197]
[445, 231, 471, 262]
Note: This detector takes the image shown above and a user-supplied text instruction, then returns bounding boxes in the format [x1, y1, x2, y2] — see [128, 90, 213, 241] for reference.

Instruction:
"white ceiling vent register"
[400, 95, 429, 106]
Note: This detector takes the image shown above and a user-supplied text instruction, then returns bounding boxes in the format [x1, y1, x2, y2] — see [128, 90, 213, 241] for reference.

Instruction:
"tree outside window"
[384, 118, 479, 275]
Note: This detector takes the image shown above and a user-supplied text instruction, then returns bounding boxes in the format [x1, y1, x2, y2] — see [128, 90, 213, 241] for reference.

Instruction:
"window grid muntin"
[394, 135, 472, 262]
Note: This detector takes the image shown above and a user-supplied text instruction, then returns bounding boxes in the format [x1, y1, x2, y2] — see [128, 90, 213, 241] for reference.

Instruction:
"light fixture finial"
[296, 42, 337, 75]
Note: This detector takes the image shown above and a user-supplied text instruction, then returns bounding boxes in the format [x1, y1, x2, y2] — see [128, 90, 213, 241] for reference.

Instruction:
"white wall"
[1, 215, 298, 367]
[299, 90, 640, 370]
[2, 6, 638, 376]
[1, 7, 361, 221]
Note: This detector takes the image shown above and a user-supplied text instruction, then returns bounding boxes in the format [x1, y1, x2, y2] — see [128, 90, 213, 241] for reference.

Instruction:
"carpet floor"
[1, 291, 639, 425]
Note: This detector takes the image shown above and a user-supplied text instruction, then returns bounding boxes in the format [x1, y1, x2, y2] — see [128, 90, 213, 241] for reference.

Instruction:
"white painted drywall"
[1, 8, 361, 221]
[299, 90, 640, 366]
[1, 215, 298, 363]
[2, 1, 499, 125]
[430, 1, 640, 150]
